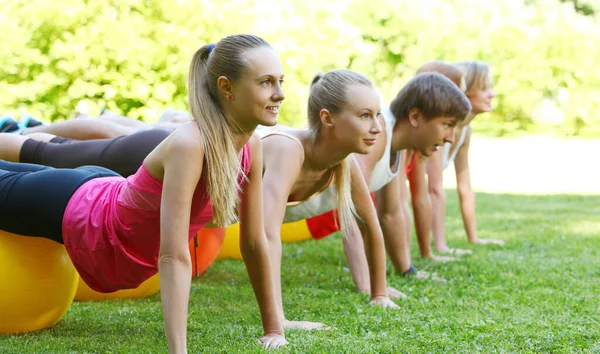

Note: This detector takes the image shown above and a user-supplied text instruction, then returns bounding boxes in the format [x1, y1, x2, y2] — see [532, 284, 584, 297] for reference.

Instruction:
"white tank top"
[442, 126, 468, 170]
[258, 126, 338, 223]
[260, 110, 401, 222]
[369, 107, 401, 191]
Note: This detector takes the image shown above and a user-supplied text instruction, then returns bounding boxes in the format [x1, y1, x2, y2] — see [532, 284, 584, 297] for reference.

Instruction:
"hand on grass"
[283, 319, 331, 330]
[368, 296, 400, 309]
[415, 270, 430, 280]
[386, 286, 408, 299]
[430, 273, 447, 283]
[474, 238, 504, 246]
[359, 286, 407, 299]
[404, 269, 446, 283]
[258, 333, 288, 349]
[428, 253, 458, 263]
[437, 247, 472, 256]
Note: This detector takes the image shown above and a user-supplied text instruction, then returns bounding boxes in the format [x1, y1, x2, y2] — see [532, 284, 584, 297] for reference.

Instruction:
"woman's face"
[330, 84, 383, 155]
[467, 75, 495, 115]
[229, 47, 285, 130]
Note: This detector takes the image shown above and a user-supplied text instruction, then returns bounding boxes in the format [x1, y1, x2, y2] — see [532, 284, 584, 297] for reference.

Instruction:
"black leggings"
[0, 160, 119, 243]
[20, 129, 170, 177]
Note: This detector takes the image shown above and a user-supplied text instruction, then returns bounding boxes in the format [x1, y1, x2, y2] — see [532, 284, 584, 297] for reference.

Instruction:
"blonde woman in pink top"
[0, 34, 287, 352]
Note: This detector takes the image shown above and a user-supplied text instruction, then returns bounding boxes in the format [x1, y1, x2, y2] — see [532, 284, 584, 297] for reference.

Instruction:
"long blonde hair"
[188, 34, 271, 226]
[307, 69, 374, 236]
[455, 61, 492, 95]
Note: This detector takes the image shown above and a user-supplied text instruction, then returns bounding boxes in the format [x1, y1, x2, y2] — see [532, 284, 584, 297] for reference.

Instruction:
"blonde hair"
[417, 60, 466, 89]
[188, 34, 271, 226]
[455, 61, 491, 95]
[390, 72, 471, 123]
[307, 69, 374, 236]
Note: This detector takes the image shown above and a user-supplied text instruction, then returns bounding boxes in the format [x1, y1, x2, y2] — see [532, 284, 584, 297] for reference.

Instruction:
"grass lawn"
[1, 192, 599, 353]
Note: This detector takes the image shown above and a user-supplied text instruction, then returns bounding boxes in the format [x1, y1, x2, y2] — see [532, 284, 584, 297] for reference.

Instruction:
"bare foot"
[474, 238, 504, 246]
[283, 320, 331, 331]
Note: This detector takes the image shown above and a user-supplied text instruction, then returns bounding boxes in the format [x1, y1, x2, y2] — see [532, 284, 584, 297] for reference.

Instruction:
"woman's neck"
[462, 112, 477, 126]
[232, 124, 258, 151]
[303, 131, 351, 172]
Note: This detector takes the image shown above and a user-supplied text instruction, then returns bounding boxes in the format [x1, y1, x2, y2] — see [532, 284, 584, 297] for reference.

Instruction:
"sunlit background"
[1, 0, 599, 193]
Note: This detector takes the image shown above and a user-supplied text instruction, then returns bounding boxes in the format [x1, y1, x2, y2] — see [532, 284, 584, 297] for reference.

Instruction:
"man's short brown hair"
[390, 72, 471, 122]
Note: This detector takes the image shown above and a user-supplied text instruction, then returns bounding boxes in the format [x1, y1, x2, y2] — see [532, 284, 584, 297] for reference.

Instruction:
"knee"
[0, 134, 28, 162]
[429, 186, 446, 201]
[265, 229, 281, 243]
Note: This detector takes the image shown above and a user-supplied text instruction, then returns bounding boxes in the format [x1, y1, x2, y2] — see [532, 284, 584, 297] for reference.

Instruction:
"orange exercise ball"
[189, 227, 225, 278]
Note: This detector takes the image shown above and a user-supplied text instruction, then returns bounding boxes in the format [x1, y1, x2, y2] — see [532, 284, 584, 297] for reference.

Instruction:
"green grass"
[2, 192, 599, 353]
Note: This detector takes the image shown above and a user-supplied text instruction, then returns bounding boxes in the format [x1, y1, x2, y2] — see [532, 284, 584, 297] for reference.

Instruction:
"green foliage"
[560, 0, 600, 15]
[348, 0, 600, 137]
[0, 0, 599, 137]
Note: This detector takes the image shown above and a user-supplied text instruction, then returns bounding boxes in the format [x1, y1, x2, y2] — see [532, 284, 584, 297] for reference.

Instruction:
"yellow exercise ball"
[217, 220, 312, 260]
[217, 223, 243, 260]
[74, 273, 160, 301]
[0, 231, 78, 334]
[280, 221, 313, 242]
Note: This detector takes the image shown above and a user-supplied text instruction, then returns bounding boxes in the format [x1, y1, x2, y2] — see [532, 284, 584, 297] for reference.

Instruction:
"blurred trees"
[1, 0, 598, 137]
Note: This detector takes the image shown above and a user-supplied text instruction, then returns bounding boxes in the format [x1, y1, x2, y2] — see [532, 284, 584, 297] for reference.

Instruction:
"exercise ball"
[189, 227, 225, 278]
[217, 212, 340, 260]
[0, 231, 78, 334]
[74, 273, 160, 301]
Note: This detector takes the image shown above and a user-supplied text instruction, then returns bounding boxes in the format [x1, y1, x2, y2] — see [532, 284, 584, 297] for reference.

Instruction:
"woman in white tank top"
[407, 61, 504, 259]
[342, 73, 472, 291]
[348, 61, 470, 290]
[260, 69, 400, 331]
[263, 72, 472, 320]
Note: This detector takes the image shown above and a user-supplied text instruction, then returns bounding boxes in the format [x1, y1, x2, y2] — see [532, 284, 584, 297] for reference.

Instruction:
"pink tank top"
[62, 142, 252, 293]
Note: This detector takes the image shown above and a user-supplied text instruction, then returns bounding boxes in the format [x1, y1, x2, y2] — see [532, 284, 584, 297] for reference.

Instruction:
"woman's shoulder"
[260, 131, 306, 175]
[260, 125, 306, 146]
[261, 126, 307, 156]
[165, 121, 205, 152]
[144, 122, 205, 177]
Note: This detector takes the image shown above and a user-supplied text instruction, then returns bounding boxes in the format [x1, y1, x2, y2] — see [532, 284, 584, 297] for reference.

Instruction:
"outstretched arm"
[407, 153, 434, 258]
[238, 133, 287, 348]
[375, 172, 413, 275]
[454, 127, 503, 246]
[426, 145, 449, 252]
[157, 127, 204, 354]
[261, 135, 328, 330]
[342, 127, 405, 298]
[349, 157, 398, 308]
[413, 152, 458, 261]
